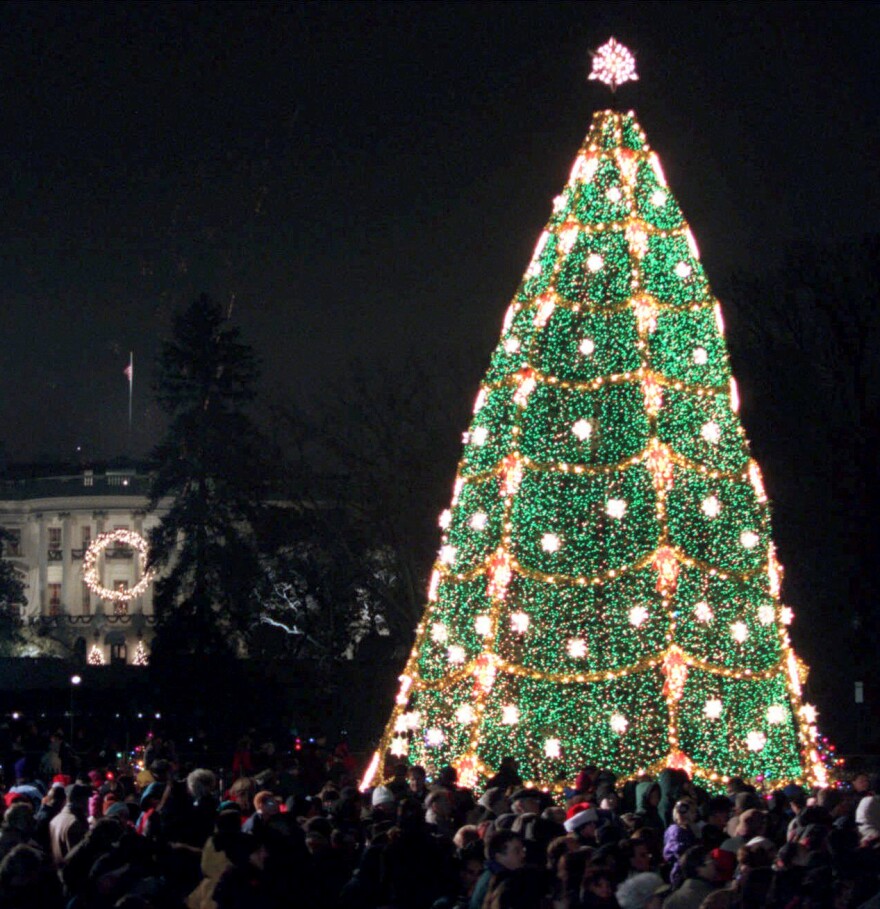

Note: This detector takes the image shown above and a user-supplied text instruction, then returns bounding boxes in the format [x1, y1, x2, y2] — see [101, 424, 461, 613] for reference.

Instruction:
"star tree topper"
[589, 38, 639, 92]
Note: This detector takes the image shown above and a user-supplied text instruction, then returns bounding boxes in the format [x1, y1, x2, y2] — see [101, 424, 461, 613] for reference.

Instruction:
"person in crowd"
[48, 782, 90, 866]
[663, 800, 698, 875]
[664, 845, 717, 909]
[564, 803, 600, 846]
[470, 829, 526, 909]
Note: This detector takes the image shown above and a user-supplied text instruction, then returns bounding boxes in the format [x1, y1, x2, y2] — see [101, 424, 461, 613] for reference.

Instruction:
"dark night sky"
[1, 0, 878, 462]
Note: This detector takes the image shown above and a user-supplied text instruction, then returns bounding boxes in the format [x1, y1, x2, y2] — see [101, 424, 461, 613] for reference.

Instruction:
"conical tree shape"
[365, 110, 825, 793]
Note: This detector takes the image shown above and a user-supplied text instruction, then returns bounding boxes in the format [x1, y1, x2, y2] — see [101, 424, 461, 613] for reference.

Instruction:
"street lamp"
[70, 674, 82, 742]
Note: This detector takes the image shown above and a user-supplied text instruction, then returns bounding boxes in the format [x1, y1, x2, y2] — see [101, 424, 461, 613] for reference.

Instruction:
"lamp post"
[69, 674, 82, 743]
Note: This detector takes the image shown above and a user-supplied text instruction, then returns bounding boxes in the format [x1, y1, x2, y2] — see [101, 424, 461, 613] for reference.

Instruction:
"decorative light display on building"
[82, 529, 155, 604]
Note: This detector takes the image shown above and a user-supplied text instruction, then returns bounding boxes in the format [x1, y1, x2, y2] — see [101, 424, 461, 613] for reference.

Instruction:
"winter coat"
[48, 804, 88, 866]
[663, 823, 697, 864]
[662, 877, 716, 909]
[634, 782, 664, 832]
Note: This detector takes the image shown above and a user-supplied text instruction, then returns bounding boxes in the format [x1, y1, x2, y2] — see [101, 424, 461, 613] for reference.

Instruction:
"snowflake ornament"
[510, 612, 530, 633]
[704, 698, 723, 719]
[588, 38, 639, 92]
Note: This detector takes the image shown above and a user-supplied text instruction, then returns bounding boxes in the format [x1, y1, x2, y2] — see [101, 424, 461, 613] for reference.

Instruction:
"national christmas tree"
[363, 41, 826, 794]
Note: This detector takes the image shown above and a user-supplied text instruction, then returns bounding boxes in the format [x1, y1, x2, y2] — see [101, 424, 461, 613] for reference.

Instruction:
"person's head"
[254, 791, 280, 818]
[680, 845, 715, 882]
[736, 808, 766, 839]
[616, 872, 664, 909]
[437, 766, 458, 788]
[486, 829, 526, 871]
[66, 783, 91, 813]
[391, 763, 408, 783]
[229, 777, 256, 814]
[672, 800, 693, 827]
[458, 854, 484, 896]
[565, 803, 599, 841]
[546, 834, 579, 872]
[407, 765, 427, 792]
[425, 789, 452, 820]
[581, 866, 615, 901]
[371, 785, 396, 812]
[706, 796, 732, 828]
[1, 803, 34, 838]
[454, 824, 481, 851]
[186, 768, 216, 802]
[599, 792, 619, 812]
[620, 837, 652, 874]
[510, 789, 541, 815]
[853, 773, 872, 794]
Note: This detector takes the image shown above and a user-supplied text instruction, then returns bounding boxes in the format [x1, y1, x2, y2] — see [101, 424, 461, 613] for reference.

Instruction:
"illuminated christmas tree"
[364, 41, 825, 793]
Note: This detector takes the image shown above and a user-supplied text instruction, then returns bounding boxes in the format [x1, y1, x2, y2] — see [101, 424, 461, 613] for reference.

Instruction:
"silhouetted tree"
[0, 528, 25, 655]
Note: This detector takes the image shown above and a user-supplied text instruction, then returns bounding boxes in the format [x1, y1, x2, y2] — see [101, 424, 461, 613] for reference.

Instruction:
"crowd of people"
[1, 723, 880, 909]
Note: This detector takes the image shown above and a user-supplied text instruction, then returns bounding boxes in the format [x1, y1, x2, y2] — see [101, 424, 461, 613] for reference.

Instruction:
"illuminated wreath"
[82, 529, 155, 603]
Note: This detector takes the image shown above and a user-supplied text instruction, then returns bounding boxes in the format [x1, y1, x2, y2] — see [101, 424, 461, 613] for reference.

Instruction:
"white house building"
[0, 465, 166, 665]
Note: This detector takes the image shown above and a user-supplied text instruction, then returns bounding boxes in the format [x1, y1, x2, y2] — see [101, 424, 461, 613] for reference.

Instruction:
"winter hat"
[105, 802, 131, 821]
[564, 805, 599, 833]
[371, 785, 395, 807]
[140, 781, 164, 807]
[477, 787, 510, 816]
[616, 872, 664, 909]
[2, 803, 34, 833]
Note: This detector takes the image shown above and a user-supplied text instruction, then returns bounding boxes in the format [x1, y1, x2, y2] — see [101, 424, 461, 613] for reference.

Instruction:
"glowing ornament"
[749, 460, 768, 504]
[667, 750, 694, 776]
[447, 645, 466, 665]
[534, 293, 556, 327]
[390, 737, 408, 757]
[456, 704, 476, 725]
[541, 533, 561, 553]
[730, 377, 740, 413]
[510, 611, 530, 633]
[617, 147, 639, 185]
[439, 545, 457, 565]
[402, 711, 420, 730]
[674, 261, 692, 279]
[487, 549, 514, 601]
[570, 153, 599, 186]
[650, 189, 667, 207]
[731, 621, 749, 643]
[757, 605, 775, 626]
[470, 511, 488, 531]
[82, 529, 155, 605]
[394, 714, 408, 733]
[586, 253, 604, 272]
[572, 419, 593, 441]
[645, 440, 674, 493]
[579, 337, 595, 357]
[629, 605, 649, 628]
[457, 755, 479, 789]
[625, 223, 649, 258]
[632, 295, 658, 335]
[588, 38, 639, 92]
[473, 388, 488, 413]
[473, 654, 497, 695]
[693, 347, 708, 365]
[701, 421, 721, 444]
[661, 646, 688, 702]
[695, 601, 713, 623]
[606, 186, 622, 203]
[425, 728, 444, 747]
[606, 498, 627, 519]
[702, 496, 721, 518]
[431, 622, 448, 643]
[428, 570, 440, 602]
[740, 531, 760, 549]
[704, 698, 723, 719]
[558, 221, 580, 255]
[439, 509, 452, 529]
[475, 615, 492, 636]
[544, 738, 561, 759]
[802, 703, 818, 724]
[513, 367, 537, 407]
[780, 606, 794, 625]
[610, 713, 629, 734]
[567, 638, 588, 658]
[766, 704, 786, 725]
[500, 455, 524, 497]
[504, 337, 521, 354]
[746, 731, 767, 752]
[501, 705, 520, 725]
[470, 426, 488, 447]
[552, 194, 567, 214]
[642, 375, 663, 415]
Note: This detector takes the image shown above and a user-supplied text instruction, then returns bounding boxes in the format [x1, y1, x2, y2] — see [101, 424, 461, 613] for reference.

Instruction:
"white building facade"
[0, 466, 166, 665]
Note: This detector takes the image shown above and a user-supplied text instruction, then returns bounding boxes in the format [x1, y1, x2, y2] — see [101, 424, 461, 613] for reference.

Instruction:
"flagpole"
[127, 352, 133, 451]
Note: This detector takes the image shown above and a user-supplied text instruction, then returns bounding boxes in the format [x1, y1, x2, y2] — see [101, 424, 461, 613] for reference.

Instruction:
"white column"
[37, 514, 48, 613]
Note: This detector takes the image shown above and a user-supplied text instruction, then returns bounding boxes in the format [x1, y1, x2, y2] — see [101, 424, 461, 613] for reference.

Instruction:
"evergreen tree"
[147, 294, 267, 655]
[367, 105, 825, 794]
[0, 528, 25, 655]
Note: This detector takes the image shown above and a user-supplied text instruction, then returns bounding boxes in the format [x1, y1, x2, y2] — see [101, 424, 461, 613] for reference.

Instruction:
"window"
[2, 528, 21, 557]
[110, 641, 128, 664]
[48, 583, 62, 615]
[113, 581, 128, 616]
[113, 525, 129, 550]
[81, 525, 91, 548]
[82, 582, 91, 616]
[48, 527, 62, 551]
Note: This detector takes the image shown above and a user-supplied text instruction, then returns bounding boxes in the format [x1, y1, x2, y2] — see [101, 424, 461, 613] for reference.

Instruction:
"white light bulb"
[501, 705, 520, 725]
[567, 638, 587, 658]
[606, 498, 627, 519]
[629, 606, 649, 627]
[439, 545, 457, 565]
[394, 714, 408, 733]
[695, 601, 713, 623]
[650, 189, 667, 207]
[675, 261, 692, 278]
[757, 605, 775, 626]
[692, 347, 708, 365]
[780, 606, 794, 625]
[701, 421, 721, 444]
[390, 737, 408, 757]
[447, 645, 466, 665]
[704, 698, 723, 719]
[403, 711, 420, 730]
[456, 705, 476, 725]
[606, 186, 622, 203]
[746, 731, 766, 752]
[572, 419, 593, 441]
[510, 612, 530, 633]
[552, 194, 567, 213]
[504, 337, 521, 354]
[541, 533, 561, 553]
[587, 253, 604, 272]
[802, 703, 818, 723]
[766, 704, 786, 725]
[740, 531, 760, 549]
[731, 621, 749, 643]
[610, 713, 628, 734]
[469, 512, 488, 531]
[438, 510, 452, 529]
[425, 727, 444, 747]
[579, 337, 596, 357]
[475, 615, 492, 636]
[701, 496, 721, 518]
[544, 738, 561, 758]
[431, 622, 448, 643]
[470, 426, 489, 447]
